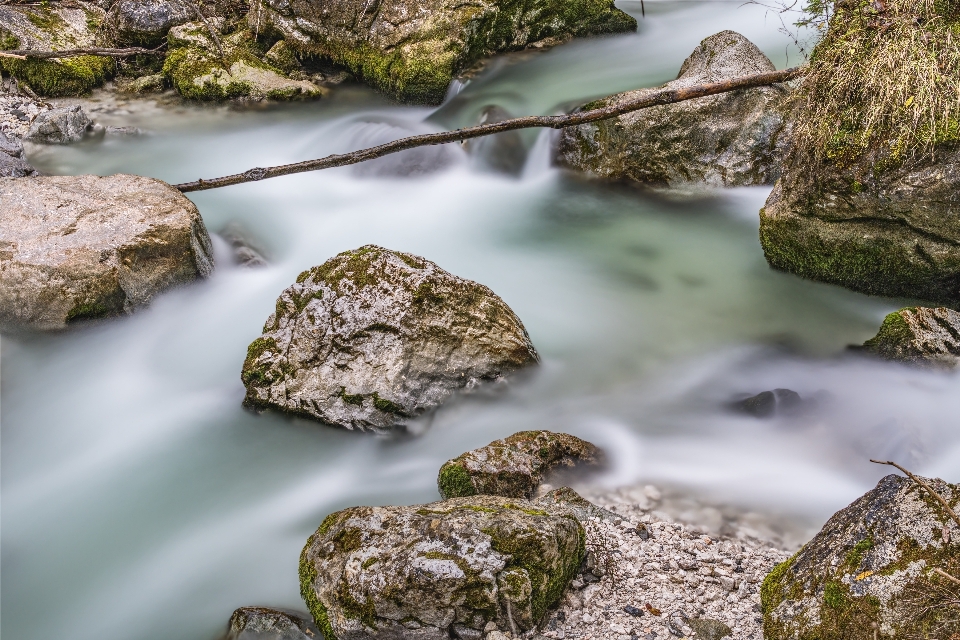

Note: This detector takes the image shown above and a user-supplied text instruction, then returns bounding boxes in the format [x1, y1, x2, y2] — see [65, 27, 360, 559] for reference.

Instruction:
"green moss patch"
[437, 462, 477, 499]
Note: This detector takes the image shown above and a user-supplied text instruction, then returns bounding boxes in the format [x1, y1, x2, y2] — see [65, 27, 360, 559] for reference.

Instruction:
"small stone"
[718, 576, 736, 591]
[224, 606, 318, 640]
[624, 605, 644, 617]
[484, 622, 499, 633]
[487, 632, 511, 640]
[687, 618, 732, 640]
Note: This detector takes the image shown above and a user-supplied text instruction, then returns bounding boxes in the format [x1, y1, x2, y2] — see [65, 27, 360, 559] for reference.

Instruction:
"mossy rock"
[758, 0, 960, 304]
[163, 23, 323, 101]
[241, 245, 539, 433]
[249, 0, 637, 104]
[760, 474, 959, 640]
[0, 4, 114, 96]
[438, 430, 605, 500]
[557, 31, 794, 187]
[299, 494, 584, 640]
[861, 307, 960, 369]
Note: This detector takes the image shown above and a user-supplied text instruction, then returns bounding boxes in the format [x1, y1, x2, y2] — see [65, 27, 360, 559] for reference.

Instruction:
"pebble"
[0, 94, 50, 138]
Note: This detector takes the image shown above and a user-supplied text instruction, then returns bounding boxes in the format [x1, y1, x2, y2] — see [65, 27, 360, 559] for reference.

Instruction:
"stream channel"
[3, 2, 960, 639]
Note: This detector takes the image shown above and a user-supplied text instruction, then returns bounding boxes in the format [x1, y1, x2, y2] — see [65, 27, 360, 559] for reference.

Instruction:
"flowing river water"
[3, 2, 960, 639]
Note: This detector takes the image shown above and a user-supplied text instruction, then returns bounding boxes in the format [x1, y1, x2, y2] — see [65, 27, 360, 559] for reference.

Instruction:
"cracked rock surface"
[0, 174, 214, 330]
[438, 431, 605, 500]
[241, 245, 539, 433]
[862, 306, 960, 369]
[760, 474, 959, 640]
[299, 494, 584, 640]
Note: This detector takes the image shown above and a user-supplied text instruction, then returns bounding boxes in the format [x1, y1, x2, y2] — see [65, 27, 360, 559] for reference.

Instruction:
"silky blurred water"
[3, 2, 960, 640]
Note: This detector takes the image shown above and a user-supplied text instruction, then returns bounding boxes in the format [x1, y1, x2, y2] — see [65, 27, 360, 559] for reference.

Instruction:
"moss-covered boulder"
[224, 606, 320, 640]
[759, 0, 960, 305]
[438, 431, 605, 500]
[862, 307, 960, 369]
[0, 174, 214, 330]
[241, 246, 538, 432]
[0, 3, 114, 97]
[105, 0, 195, 47]
[760, 474, 959, 640]
[557, 31, 793, 187]
[299, 494, 584, 640]
[163, 22, 323, 100]
[249, 0, 636, 105]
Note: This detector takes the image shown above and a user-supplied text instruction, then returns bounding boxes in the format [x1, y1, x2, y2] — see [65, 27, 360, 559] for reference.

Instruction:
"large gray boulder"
[862, 307, 960, 369]
[24, 105, 92, 144]
[759, 1, 960, 304]
[249, 0, 636, 104]
[299, 494, 584, 640]
[241, 245, 539, 433]
[760, 474, 959, 640]
[557, 31, 793, 187]
[0, 174, 214, 330]
[224, 607, 319, 640]
[105, 0, 195, 47]
[438, 431, 605, 500]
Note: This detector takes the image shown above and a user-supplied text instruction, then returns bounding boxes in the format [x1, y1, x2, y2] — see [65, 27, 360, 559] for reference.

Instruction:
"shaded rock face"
[299, 495, 584, 640]
[0, 132, 39, 177]
[106, 0, 195, 47]
[761, 474, 959, 640]
[224, 607, 319, 640]
[241, 245, 538, 432]
[557, 31, 792, 187]
[758, 1, 960, 305]
[862, 307, 960, 369]
[163, 22, 323, 101]
[0, 174, 214, 330]
[249, 0, 636, 104]
[438, 431, 605, 500]
[0, 3, 114, 96]
[24, 105, 92, 144]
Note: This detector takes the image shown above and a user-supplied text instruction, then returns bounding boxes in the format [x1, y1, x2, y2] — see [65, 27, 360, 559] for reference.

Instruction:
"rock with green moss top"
[760, 473, 959, 640]
[438, 431, 605, 500]
[242, 245, 538, 432]
[163, 22, 323, 101]
[249, 0, 636, 105]
[759, 1, 960, 305]
[557, 31, 793, 187]
[0, 174, 214, 330]
[861, 307, 960, 369]
[299, 494, 584, 640]
[0, 3, 115, 96]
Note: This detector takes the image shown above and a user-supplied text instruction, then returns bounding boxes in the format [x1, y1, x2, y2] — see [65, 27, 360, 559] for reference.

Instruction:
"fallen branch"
[0, 47, 164, 59]
[185, 0, 225, 60]
[870, 459, 960, 528]
[933, 568, 960, 586]
[174, 65, 805, 192]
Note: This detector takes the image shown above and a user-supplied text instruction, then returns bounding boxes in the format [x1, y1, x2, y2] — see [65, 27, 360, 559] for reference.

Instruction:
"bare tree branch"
[174, 65, 805, 192]
[870, 459, 960, 528]
[0, 47, 164, 59]
[933, 568, 960, 586]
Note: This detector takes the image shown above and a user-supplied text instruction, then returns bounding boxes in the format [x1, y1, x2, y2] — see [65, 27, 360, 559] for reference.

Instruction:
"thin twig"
[185, 0, 225, 60]
[0, 47, 164, 59]
[933, 568, 960, 585]
[174, 65, 805, 192]
[870, 459, 960, 528]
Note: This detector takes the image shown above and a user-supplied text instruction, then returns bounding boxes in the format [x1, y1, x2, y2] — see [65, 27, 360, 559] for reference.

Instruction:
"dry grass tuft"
[788, 0, 960, 171]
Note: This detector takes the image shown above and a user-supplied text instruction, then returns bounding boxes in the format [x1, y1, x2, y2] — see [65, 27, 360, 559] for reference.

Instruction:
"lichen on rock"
[438, 431, 605, 500]
[224, 606, 320, 640]
[105, 0, 195, 47]
[163, 22, 323, 101]
[241, 245, 539, 432]
[298, 494, 584, 640]
[557, 31, 794, 187]
[249, 0, 637, 104]
[760, 474, 959, 640]
[862, 306, 960, 369]
[758, 0, 960, 304]
[0, 3, 115, 96]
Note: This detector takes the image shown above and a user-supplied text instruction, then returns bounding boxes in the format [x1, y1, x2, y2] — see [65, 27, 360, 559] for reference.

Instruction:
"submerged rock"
[224, 606, 319, 640]
[733, 388, 815, 419]
[163, 22, 323, 101]
[241, 245, 538, 432]
[105, 0, 195, 47]
[557, 31, 793, 187]
[760, 473, 959, 640]
[759, 1, 960, 304]
[24, 105, 92, 144]
[299, 494, 584, 640]
[250, 0, 636, 104]
[438, 431, 604, 500]
[0, 174, 214, 330]
[862, 307, 960, 369]
[0, 3, 114, 96]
